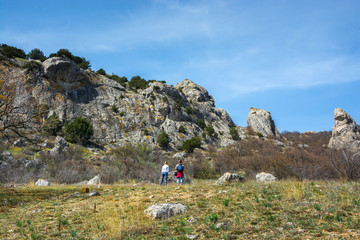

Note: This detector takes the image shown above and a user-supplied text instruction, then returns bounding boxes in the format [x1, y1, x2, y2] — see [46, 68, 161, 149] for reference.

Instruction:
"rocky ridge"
[328, 108, 360, 152]
[0, 57, 236, 149]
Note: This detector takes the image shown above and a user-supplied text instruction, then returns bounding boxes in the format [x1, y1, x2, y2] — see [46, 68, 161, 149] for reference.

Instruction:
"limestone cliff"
[328, 108, 360, 152]
[247, 107, 280, 137]
[0, 57, 236, 149]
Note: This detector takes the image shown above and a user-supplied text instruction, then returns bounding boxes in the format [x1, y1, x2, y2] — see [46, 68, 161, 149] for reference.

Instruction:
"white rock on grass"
[215, 172, 245, 185]
[87, 175, 100, 185]
[35, 179, 50, 186]
[144, 203, 187, 220]
[256, 172, 278, 183]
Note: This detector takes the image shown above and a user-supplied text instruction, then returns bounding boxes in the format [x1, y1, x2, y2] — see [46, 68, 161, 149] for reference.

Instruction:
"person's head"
[179, 160, 182, 164]
[164, 161, 167, 165]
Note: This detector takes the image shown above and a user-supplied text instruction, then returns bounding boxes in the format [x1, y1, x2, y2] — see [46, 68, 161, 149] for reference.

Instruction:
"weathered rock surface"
[328, 108, 360, 152]
[48, 136, 69, 155]
[247, 108, 280, 137]
[144, 203, 187, 220]
[87, 175, 100, 185]
[35, 179, 50, 186]
[89, 191, 100, 197]
[256, 172, 278, 182]
[215, 172, 245, 185]
[0, 59, 236, 150]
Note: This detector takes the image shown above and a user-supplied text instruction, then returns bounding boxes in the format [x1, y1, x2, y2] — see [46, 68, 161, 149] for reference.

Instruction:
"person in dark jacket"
[175, 160, 184, 184]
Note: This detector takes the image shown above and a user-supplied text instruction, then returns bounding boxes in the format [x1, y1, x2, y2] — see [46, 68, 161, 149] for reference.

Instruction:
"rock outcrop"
[215, 172, 245, 185]
[35, 179, 50, 186]
[144, 203, 187, 220]
[256, 172, 278, 182]
[0, 59, 236, 150]
[328, 108, 360, 152]
[247, 108, 280, 137]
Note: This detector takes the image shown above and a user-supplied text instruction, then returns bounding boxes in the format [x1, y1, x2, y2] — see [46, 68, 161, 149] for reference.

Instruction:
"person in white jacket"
[160, 161, 169, 185]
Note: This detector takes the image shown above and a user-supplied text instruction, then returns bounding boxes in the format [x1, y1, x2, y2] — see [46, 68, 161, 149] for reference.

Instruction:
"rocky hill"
[0, 57, 237, 149]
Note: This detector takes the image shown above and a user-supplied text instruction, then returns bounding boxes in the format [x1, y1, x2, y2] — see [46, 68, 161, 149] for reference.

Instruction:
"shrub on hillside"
[205, 125, 217, 138]
[229, 126, 240, 140]
[42, 114, 62, 136]
[178, 125, 186, 134]
[157, 131, 170, 149]
[180, 136, 201, 153]
[129, 76, 147, 90]
[0, 44, 27, 59]
[96, 68, 106, 75]
[64, 117, 93, 145]
[197, 119, 206, 129]
[27, 48, 45, 61]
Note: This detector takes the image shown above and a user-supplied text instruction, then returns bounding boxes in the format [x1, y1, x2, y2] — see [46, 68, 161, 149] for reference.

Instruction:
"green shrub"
[229, 126, 240, 140]
[23, 61, 42, 72]
[27, 48, 45, 61]
[109, 74, 128, 86]
[111, 105, 118, 113]
[185, 106, 193, 115]
[42, 114, 62, 136]
[0, 44, 27, 59]
[57, 48, 72, 59]
[157, 131, 170, 149]
[64, 117, 93, 145]
[96, 68, 106, 75]
[181, 137, 201, 153]
[197, 119, 206, 129]
[178, 125, 186, 133]
[129, 76, 147, 90]
[174, 98, 182, 110]
[205, 125, 216, 138]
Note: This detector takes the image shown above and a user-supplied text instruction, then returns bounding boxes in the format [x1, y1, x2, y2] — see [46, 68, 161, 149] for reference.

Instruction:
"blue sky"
[1, 0, 359, 132]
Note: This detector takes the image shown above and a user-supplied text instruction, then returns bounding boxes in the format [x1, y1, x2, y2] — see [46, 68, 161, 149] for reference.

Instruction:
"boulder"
[247, 108, 280, 137]
[215, 172, 245, 185]
[172, 151, 187, 159]
[43, 57, 87, 84]
[35, 179, 50, 186]
[328, 108, 360, 152]
[256, 172, 278, 183]
[144, 203, 187, 220]
[87, 175, 101, 185]
[89, 191, 100, 197]
[48, 136, 69, 155]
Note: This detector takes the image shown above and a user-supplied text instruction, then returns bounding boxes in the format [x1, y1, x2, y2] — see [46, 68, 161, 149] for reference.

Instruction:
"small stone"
[149, 195, 155, 199]
[186, 235, 199, 239]
[35, 179, 50, 186]
[144, 203, 187, 220]
[89, 191, 100, 197]
[256, 172, 278, 183]
[32, 209, 42, 213]
[67, 192, 81, 198]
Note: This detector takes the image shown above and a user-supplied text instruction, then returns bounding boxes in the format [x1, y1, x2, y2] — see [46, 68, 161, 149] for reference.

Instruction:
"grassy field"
[1, 180, 360, 239]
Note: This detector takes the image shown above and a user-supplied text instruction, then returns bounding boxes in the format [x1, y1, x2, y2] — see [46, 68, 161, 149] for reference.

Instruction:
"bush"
[197, 119, 206, 129]
[185, 106, 193, 115]
[27, 48, 45, 61]
[109, 74, 128, 86]
[157, 131, 170, 149]
[96, 68, 106, 75]
[64, 117, 93, 145]
[129, 76, 147, 90]
[181, 137, 201, 153]
[178, 125, 186, 134]
[57, 48, 72, 59]
[0, 44, 27, 59]
[205, 125, 216, 138]
[23, 61, 42, 72]
[42, 114, 62, 135]
[229, 126, 240, 140]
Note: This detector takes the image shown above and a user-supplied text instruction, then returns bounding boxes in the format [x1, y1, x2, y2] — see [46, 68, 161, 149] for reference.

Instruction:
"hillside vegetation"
[1, 180, 360, 239]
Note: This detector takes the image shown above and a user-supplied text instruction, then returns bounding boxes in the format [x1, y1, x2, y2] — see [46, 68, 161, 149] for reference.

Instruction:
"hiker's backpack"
[178, 164, 183, 171]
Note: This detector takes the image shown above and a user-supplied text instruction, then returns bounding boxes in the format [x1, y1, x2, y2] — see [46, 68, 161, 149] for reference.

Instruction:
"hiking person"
[160, 161, 169, 185]
[175, 160, 184, 185]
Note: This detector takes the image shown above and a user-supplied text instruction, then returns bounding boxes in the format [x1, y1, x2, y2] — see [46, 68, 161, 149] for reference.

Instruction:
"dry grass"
[1, 180, 360, 239]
